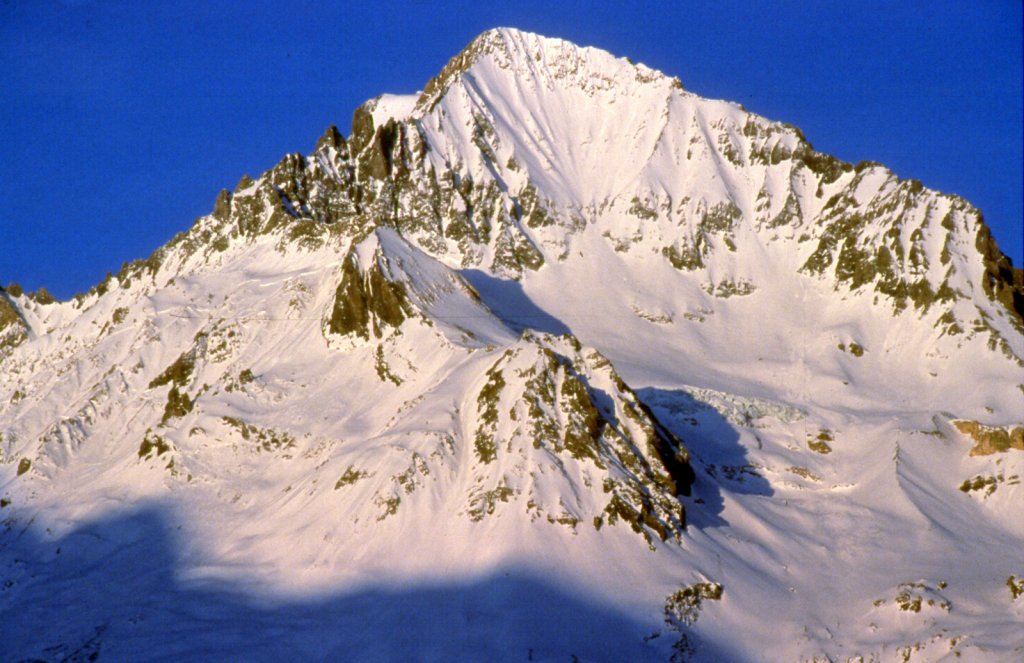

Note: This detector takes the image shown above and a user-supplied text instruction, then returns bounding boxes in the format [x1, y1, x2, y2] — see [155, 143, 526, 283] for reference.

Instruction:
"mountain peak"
[4, 29, 1023, 662]
[415, 27, 676, 115]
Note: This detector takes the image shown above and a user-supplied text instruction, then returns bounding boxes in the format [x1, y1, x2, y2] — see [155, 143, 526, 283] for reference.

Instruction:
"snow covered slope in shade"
[2, 26, 1024, 663]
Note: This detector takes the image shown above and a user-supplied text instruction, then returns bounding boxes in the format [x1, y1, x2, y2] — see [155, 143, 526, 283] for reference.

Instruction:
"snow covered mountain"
[2, 28, 1022, 662]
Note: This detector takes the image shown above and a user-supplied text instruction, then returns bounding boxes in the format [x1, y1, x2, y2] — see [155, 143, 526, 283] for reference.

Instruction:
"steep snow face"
[417, 28, 696, 208]
[323, 227, 512, 348]
[393, 27, 1024, 414]
[2, 27, 1024, 663]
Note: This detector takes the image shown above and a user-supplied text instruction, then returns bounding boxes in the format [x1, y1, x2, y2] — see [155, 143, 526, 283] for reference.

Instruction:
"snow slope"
[2, 27, 1023, 662]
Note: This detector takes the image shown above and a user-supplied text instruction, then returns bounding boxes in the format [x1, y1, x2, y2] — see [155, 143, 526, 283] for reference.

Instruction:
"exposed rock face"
[954, 420, 1024, 456]
[976, 223, 1024, 329]
[0, 291, 28, 359]
[325, 248, 413, 340]
[470, 334, 694, 542]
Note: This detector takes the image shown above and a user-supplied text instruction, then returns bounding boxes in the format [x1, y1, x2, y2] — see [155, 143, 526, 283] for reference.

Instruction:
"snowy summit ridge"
[2, 28, 1023, 662]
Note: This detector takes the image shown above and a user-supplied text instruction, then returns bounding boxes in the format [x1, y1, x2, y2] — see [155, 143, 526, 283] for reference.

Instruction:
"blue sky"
[2, 1, 1021, 299]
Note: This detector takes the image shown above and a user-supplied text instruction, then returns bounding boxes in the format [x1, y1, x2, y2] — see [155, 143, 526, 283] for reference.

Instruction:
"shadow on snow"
[0, 504, 732, 662]
[460, 270, 572, 337]
[637, 388, 774, 530]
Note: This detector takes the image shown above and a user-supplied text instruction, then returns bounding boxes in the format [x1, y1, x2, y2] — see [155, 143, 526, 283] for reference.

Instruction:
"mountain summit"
[2, 28, 1022, 661]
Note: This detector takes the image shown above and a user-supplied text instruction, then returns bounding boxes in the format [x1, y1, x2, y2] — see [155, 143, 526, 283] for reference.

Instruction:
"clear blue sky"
[2, 1, 1021, 299]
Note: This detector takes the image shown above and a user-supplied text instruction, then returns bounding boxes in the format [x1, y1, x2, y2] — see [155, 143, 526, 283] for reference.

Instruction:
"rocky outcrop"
[954, 420, 1024, 456]
[976, 223, 1024, 331]
[324, 244, 413, 341]
[470, 334, 694, 543]
[0, 289, 28, 359]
